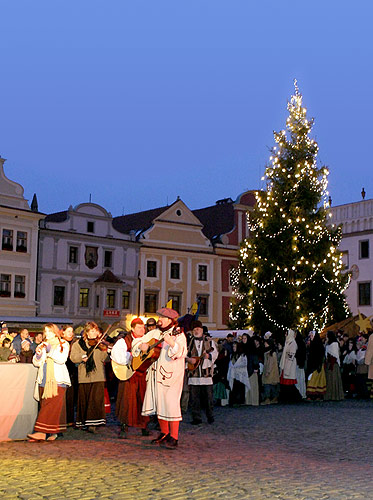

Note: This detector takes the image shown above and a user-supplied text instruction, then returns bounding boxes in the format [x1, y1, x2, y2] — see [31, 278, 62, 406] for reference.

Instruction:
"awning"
[1, 316, 73, 332]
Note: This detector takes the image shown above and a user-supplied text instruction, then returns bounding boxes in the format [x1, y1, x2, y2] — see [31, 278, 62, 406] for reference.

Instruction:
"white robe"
[132, 327, 186, 422]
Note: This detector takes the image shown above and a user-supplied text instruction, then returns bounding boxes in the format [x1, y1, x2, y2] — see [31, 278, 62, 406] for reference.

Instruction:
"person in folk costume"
[132, 308, 186, 449]
[306, 331, 326, 400]
[186, 320, 218, 425]
[279, 329, 302, 403]
[62, 325, 78, 427]
[324, 330, 344, 401]
[261, 338, 280, 405]
[28, 323, 71, 442]
[70, 321, 109, 432]
[294, 331, 307, 399]
[242, 333, 260, 406]
[227, 342, 251, 405]
[111, 317, 150, 438]
[364, 332, 373, 399]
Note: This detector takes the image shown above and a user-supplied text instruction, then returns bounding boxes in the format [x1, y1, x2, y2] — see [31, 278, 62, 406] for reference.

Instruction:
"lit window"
[122, 291, 130, 310]
[79, 288, 89, 308]
[107, 289, 116, 309]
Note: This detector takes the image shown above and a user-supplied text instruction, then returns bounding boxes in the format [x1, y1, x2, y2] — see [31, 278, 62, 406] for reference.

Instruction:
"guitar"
[111, 359, 135, 381]
[132, 329, 180, 374]
[187, 347, 213, 372]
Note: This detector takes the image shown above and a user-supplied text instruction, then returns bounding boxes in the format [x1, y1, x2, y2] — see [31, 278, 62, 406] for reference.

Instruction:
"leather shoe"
[160, 436, 178, 449]
[151, 432, 169, 444]
[141, 428, 150, 437]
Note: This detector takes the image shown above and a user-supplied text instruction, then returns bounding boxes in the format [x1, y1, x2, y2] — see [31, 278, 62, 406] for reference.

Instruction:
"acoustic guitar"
[132, 329, 179, 374]
[111, 359, 135, 381]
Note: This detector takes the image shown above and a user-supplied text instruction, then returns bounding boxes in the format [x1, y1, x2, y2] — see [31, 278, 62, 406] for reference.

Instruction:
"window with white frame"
[2, 229, 13, 251]
[122, 290, 130, 310]
[0, 274, 11, 297]
[359, 240, 369, 259]
[196, 294, 209, 316]
[79, 288, 90, 308]
[145, 292, 158, 313]
[168, 292, 181, 313]
[358, 282, 371, 306]
[147, 260, 157, 278]
[14, 275, 26, 298]
[16, 231, 27, 252]
[170, 262, 180, 280]
[106, 289, 116, 309]
[53, 286, 65, 306]
[198, 264, 208, 281]
[69, 246, 79, 264]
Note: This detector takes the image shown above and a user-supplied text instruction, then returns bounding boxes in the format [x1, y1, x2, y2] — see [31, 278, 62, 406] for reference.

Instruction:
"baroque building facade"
[0, 157, 43, 321]
[329, 197, 373, 317]
[113, 191, 256, 329]
[38, 202, 141, 324]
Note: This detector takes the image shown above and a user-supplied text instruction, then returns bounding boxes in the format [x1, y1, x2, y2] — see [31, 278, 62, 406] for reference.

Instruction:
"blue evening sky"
[0, 1, 372, 215]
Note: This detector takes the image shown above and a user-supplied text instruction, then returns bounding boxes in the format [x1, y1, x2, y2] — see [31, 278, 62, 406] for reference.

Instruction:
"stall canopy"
[1, 316, 73, 334]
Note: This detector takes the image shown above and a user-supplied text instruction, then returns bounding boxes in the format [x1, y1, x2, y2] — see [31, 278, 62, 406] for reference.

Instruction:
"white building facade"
[0, 157, 43, 319]
[329, 198, 373, 317]
[38, 203, 141, 324]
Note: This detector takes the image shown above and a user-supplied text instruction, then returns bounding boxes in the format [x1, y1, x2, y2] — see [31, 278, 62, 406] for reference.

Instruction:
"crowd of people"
[0, 315, 372, 447]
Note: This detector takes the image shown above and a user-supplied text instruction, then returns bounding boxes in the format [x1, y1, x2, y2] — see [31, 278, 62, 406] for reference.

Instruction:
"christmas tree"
[230, 81, 350, 334]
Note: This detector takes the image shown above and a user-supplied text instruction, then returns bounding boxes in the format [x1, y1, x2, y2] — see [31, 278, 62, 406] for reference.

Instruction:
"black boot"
[151, 432, 169, 444]
[160, 436, 178, 449]
[119, 424, 128, 439]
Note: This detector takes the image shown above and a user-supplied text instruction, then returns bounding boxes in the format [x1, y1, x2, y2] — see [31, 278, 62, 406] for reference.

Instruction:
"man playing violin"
[70, 321, 109, 433]
[132, 307, 186, 449]
[111, 317, 150, 438]
[186, 320, 218, 425]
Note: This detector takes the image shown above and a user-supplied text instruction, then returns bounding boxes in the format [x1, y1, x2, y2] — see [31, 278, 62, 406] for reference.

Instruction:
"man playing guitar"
[132, 307, 186, 449]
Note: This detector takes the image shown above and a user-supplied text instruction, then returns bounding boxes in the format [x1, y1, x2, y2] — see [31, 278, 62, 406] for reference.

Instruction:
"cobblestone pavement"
[0, 399, 372, 500]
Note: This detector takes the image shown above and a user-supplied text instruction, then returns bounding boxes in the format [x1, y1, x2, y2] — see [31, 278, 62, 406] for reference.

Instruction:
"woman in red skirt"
[28, 323, 71, 442]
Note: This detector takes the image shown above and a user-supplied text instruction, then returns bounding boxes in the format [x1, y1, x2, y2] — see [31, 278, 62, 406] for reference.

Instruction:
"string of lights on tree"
[230, 80, 350, 334]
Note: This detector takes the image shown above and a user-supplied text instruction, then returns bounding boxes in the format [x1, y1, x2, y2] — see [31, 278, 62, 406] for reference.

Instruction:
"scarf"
[326, 342, 340, 365]
[42, 337, 63, 399]
[78, 337, 97, 374]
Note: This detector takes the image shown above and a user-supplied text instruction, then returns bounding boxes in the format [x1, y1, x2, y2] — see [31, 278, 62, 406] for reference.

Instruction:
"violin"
[87, 334, 110, 351]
